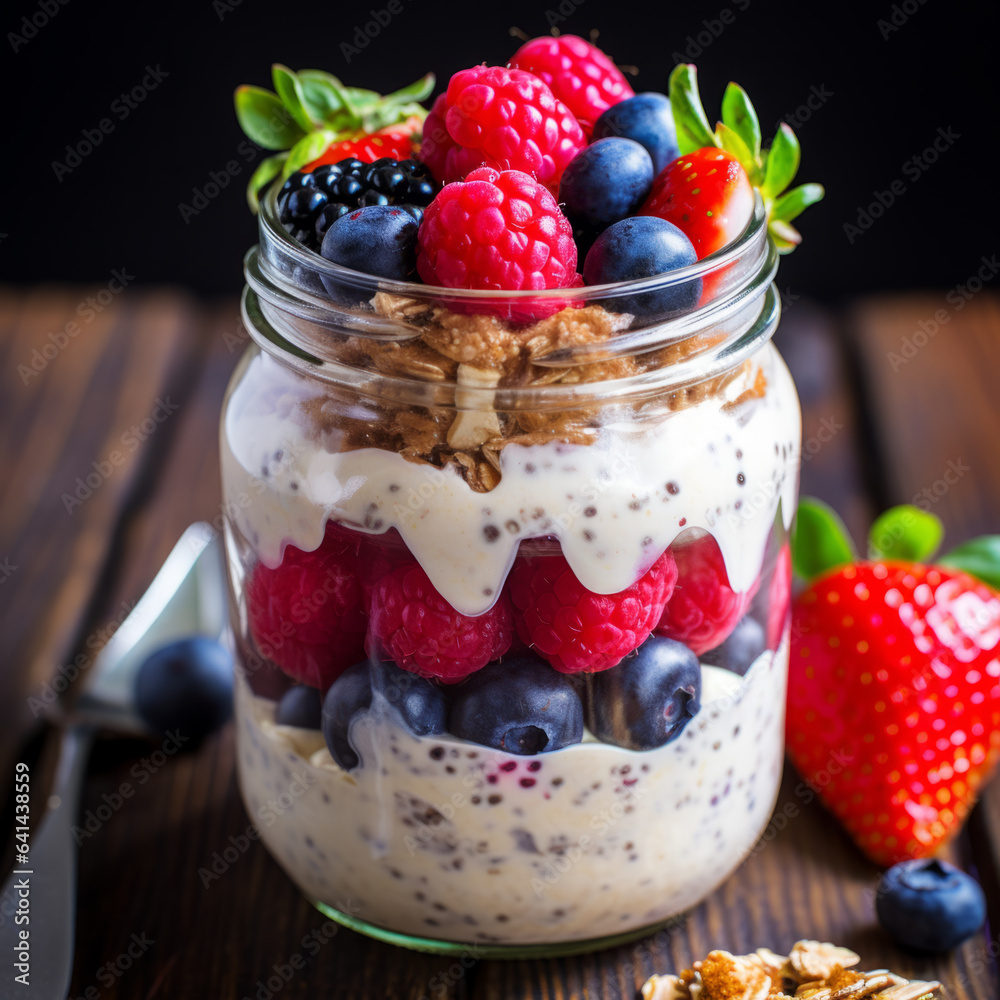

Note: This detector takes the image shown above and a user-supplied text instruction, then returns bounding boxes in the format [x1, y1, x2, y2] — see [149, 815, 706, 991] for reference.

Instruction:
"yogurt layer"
[222, 345, 800, 615]
[235, 641, 787, 945]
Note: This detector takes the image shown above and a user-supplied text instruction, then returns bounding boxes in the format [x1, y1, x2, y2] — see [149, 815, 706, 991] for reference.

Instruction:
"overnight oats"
[224, 45, 821, 953]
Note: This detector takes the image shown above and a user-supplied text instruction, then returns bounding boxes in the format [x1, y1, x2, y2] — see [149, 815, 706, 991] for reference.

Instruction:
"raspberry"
[655, 534, 756, 656]
[507, 551, 677, 673]
[416, 166, 579, 320]
[367, 564, 515, 682]
[245, 525, 367, 689]
[419, 65, 586, 193]
[508, 34, 634, 136]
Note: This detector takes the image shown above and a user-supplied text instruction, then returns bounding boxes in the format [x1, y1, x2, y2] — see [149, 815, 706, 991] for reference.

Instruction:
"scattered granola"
[641, 942, 939, 1000]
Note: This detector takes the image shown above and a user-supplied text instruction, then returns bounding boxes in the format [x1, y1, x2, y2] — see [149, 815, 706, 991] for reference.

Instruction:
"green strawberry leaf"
[721, 82, 761, 160]
[771, 182, 825, 224]
[384, 72, 435, 105]
[298, 70, 347, 121]
[282, 130, 336, 179]
[234, 86, 305, 150]
[715, 122, 756, 178]
[761, 123, 800, 200]
[245, 153, 287, 213]
[272, 64, 317, 132]
[939, 535, 1000, 590]
[668, 63, 719, 155]
[792, 497, 856, 581]
[868, 505, 944, 562]
[770, 218, 802, 253]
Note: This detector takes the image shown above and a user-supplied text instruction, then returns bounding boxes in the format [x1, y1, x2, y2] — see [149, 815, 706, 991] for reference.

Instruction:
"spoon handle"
[0, 722, 95, 1000]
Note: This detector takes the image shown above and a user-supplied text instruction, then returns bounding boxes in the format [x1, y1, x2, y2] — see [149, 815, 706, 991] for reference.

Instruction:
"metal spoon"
[0, 523, 227, 1000]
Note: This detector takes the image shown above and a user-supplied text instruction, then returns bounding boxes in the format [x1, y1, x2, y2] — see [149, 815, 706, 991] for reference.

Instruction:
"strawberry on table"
[507, 33, 634, 137]
[787, 499, 1000, 866]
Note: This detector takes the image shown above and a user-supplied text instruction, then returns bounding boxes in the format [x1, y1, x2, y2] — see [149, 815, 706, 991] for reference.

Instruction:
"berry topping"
[274, 685, 323, 729]
[419, 65, 586, 194]
[593, 92, 679, 176]
[245, 527, 367, 690]
[367, 562, 515, 682]
[558, 137, 654, 239]
[416, 166, 579, 319]
[322, 660, 447, 770]
[664, 63, 824, 253]
[321, 204, 419, 281]
[134, 637, 234, 741]
[508, 550, 677, 673]
[507, 34, 634, 137]
[787, 499, 1000, 864]
[655, 534, 754, 656]
[582, 216, 700, 317]
[583, 635, 701, 750]
[876, 860, 986, 952]
[278, 157, 437, 251]
[448, 655, 584, 754]
[700, 615, 766, 676]
[235, 65, 434, 211]
[640, 147, 755, 259]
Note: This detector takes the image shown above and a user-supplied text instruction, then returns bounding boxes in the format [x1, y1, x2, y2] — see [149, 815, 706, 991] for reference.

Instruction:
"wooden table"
[1, 285, 998, 999]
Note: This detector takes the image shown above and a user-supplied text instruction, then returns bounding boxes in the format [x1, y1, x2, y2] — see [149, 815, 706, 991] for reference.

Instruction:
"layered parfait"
[225, 36, 820, 947]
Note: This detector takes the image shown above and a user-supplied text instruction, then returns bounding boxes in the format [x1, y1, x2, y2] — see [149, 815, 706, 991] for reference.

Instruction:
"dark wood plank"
[0, 287, 203, 782]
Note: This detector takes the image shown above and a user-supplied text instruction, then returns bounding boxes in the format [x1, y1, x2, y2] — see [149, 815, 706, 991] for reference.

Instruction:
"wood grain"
[1, 287, 998, 1000]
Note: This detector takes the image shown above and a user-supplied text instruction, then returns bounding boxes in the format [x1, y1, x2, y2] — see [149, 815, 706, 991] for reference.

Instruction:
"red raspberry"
[508, 34, 634, 137]
[246, 526, 367, 690]
[507, 551, 677, 673]
[655, 534, 756, 656]
[416, 165, 579, 320]
[367, 564, 515, 682]
[419, 65, 586, 193]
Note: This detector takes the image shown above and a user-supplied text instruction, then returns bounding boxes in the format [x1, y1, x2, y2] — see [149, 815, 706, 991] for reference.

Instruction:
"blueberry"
[320, 204, 418, 281]
[583, 216, 701, 319]
[285, 186, 328, 227]
[558, 138, 654, 235]
[322, 661, 446, 770]
[275, 685, 322, 729]
[876, 859, 986, 951]
[135, 637, 233, 741]
[701, 616, 766, 676]
[593, 93, 679, 176]
[449, 656, 583, 755]
[584, 636, 700, 750]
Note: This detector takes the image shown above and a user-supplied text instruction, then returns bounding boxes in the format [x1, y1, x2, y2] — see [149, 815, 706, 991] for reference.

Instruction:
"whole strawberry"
[419, 65, 586, 194]
[507, 34, 634, 136]
[788, 499, 1000, 865]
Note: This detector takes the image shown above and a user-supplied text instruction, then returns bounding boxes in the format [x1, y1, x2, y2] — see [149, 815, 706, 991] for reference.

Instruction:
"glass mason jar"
[222, 185, 800, 956]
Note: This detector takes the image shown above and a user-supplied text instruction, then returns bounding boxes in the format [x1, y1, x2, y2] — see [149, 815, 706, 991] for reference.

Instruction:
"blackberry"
[277, 158, 438, 251]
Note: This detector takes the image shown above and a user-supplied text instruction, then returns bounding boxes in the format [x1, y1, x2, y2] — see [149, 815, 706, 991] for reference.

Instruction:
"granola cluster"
[303, 294, 765, 493]
[642, 940, 940, 1000]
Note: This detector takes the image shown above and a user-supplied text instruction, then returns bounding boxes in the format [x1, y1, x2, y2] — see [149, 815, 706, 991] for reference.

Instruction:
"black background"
[1, 0, 996, 300]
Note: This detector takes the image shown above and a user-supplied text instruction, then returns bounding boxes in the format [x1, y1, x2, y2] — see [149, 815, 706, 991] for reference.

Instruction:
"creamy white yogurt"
[222, 346, 800, 615]
[235, 643, 787, 945]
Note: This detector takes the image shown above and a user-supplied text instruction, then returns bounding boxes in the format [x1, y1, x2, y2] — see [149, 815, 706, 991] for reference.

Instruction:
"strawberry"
[660, 63, 824, 254]
[302, 116, 423, 170]
[235, 65, 434, 211]
[787, 499, 1000, 866]
[640, 147, 754, 259]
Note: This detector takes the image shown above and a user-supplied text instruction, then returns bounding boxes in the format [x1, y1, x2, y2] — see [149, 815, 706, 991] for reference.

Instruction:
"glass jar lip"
[257, 180, 769, 302]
